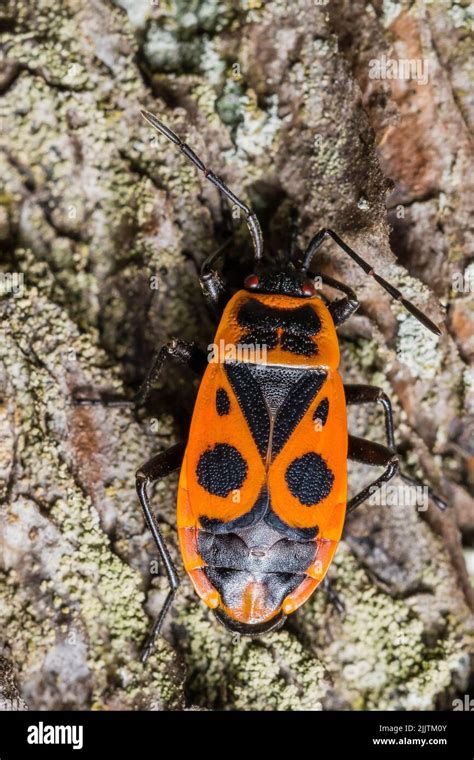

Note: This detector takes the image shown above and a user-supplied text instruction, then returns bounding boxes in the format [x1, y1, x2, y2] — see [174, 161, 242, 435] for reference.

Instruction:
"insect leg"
[322, 576, 345, 613]
[73, 339, 207, 406]
[346, 434, 399, 513]
[141, 109, 264, 264]
[289, 206, 301, 262]
[345, 384, 396, 448]
[133, 340, 207, 405]
[311, 273, 360, 326]
[300, 229, 441, 336]
[198, 197, 238, 319]
[345, 384, 447, 511]
[200, 236, 232, 276]
[199, 238, 233, 320]
[136, 442, 185, 664]
[200, 269, 231, 321]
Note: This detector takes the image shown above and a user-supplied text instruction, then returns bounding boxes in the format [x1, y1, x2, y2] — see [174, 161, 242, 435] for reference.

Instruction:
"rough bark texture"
[0, 0, 472, 711]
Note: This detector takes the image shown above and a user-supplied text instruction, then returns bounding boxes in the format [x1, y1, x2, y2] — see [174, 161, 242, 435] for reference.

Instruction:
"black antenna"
[301, 229, 441, 336]
[141, 110, 264, 263]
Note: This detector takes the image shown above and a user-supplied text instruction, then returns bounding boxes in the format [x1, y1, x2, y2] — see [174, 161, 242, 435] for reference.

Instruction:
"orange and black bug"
[77, 110, 446, 663]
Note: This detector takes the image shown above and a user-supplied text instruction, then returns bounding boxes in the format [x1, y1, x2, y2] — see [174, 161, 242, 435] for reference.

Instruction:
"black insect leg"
[314, 273, 360, 326]
[74, 339, 207, 406]
[199, 255, 231, 321]
[345, 384, 396, 448]
[300, 229, 441, 335]
[199, 203, 234, 319]
[397, 470, 447, 511]
[345, 384, 447, 511]
[133, 340, 207, 405]
[136, 443, 185, 663]
[322, 576, 345, 613]
[346, 433, 399, 513]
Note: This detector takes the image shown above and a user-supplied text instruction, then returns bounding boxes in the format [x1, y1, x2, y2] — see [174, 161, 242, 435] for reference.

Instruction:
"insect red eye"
[244, 274, 260, 289]
[302, 281, 315, 296]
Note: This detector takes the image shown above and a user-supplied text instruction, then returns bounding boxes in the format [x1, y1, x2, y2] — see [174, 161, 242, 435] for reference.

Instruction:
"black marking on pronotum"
[280, 330, 318, 356]
[237, 300, 322, 334]
[216, 387, 230, 415]
[237, 299, 322, 357]
[197, 443, 247, 497]
[313, 397, 329, 428]
[224, 362, 270, 458]
[272, 371, 327, 457]
[285, 452, 335, 506]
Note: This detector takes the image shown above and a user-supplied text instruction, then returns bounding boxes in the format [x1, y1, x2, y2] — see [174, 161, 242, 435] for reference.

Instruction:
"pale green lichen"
[0, 284, 184, 709]
[1, 0, 471, 713]
[395, 317, 441, 380]
[216, 79, 245, 128]
[231, 93, 282, 161]
[143, 0, 233, 74]
[446, 0, 474, 30]
[199, 37, 228, 87]
[173, 600, 328, 710]
[113, 0, 153, 30]
[382, 0, 404, 28]
[298, 544, 469, 710]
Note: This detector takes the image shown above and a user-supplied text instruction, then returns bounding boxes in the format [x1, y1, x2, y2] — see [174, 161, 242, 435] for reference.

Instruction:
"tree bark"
[0, 0, 472, 710]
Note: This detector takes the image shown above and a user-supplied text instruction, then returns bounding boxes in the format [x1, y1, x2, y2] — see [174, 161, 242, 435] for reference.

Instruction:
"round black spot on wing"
[197, 444, 247, 497]
[216, 387, 230, 416]
[313, 398, 329, 427]
[285, 452, 334, 506]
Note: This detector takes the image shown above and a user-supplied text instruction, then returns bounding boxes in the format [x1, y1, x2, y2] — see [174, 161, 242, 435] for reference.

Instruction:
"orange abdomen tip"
[282, 576, 319, 615]
[204, 590, 220, 609]
[282, 599, 297, 615]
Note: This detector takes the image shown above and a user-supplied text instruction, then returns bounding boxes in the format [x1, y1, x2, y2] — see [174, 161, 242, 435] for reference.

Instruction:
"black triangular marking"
[224, 361, 270, 458]
[246, 363, 306, 416]
[272, 371, 327, 458]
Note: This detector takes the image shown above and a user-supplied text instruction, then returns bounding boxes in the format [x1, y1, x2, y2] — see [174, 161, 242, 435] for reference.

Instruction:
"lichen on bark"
[0, 0, 472, 711]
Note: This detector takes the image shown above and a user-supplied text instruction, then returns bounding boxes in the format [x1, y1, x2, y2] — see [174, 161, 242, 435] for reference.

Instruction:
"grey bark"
[0, 0, 472, 710]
